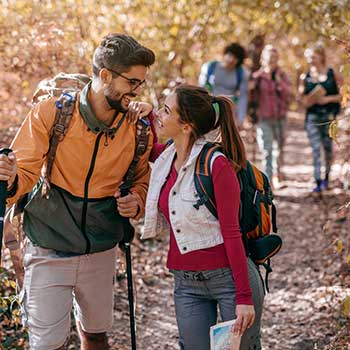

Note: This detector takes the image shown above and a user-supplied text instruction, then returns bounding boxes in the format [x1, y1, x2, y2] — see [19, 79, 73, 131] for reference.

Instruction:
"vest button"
[183, 246, 187, 251]
[183, 167, 187, 172]
[95, 127, 100, 132]
[172, 191, 177, 195]
[171, 210, 176, 215]
[176, 229, 181, 233]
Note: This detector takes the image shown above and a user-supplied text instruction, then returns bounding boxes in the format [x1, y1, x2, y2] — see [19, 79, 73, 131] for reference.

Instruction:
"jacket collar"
[159, 138, 209, 168]
[79, 82, 122, 136]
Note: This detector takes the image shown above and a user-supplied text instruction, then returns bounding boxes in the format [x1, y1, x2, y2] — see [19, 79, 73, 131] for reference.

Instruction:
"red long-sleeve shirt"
[148, 114, 252, 304]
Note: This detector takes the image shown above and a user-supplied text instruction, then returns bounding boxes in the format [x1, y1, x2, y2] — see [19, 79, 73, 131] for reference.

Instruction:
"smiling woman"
[142, 84, 264, 350]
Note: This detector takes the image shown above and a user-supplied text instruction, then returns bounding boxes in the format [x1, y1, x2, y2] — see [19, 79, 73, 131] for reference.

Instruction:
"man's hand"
[232, 304, 255, 337]
[126, 101, 153, 124]
[114, 190, 140, 218]
[0, 151, 17, 188]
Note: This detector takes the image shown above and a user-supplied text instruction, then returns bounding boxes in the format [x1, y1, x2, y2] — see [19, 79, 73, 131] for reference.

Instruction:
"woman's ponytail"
[214, 96, 247, 171]
[174, 85, 247, 171]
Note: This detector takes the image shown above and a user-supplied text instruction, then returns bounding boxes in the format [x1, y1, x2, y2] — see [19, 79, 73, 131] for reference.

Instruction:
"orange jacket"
[8, 94, 152, 220]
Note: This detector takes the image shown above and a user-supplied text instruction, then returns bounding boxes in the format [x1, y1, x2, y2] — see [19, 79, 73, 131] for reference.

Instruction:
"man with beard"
[0, 33, 155, 350]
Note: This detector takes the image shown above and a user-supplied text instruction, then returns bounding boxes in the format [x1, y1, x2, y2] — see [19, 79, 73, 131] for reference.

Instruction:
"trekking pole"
[119, 187, 137, 350]
[0, 148, 12, 264]
[124, 240, 136, 350]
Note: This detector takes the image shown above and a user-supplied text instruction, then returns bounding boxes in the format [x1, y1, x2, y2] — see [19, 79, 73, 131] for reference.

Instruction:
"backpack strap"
[261, 172, 278, 233]
[41, 92, 77, 199]
[328, 68, 340, 93]
[205, 61, 217, 91]
[193, 142, 222, 218]
[246, 161, 264, 237]
[119, 117, 151, 196]
[207, 61, 217, 80]
[252, 74, 262, 99]
[235, 65, 244, 94]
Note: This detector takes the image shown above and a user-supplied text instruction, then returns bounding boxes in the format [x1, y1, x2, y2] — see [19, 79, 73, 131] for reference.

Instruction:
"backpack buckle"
[193, 196, 208, 210]
[253, 189, 259, 204]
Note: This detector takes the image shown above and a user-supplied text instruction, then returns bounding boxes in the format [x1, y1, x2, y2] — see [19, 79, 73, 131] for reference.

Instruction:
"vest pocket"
[179, 188, 209, 237]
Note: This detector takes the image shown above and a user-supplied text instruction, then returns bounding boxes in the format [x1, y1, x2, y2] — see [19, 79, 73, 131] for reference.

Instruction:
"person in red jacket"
[135, 85, 265, 350]
[251, 45, 292, 187]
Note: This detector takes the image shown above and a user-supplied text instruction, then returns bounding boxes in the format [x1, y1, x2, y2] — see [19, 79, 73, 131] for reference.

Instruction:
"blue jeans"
[171, 259, 264, 350]
[257, 118, 286, 180]
[305, 112, 333, 182]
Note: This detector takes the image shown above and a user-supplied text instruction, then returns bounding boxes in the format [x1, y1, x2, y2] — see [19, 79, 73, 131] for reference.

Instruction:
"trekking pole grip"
[118, 186, 135, 247]
[0, 148, 13, 263]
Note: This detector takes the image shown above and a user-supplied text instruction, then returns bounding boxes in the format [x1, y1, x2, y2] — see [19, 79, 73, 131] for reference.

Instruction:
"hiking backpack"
[205, 60, 243, 100]
[193, 142, 282, 291]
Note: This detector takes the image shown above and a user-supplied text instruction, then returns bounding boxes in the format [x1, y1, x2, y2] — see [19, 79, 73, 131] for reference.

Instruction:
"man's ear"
[99, 68, 112, 85]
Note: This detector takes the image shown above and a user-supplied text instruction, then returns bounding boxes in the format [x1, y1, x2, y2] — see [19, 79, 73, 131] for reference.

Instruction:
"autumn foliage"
[0, 1, 349, 349]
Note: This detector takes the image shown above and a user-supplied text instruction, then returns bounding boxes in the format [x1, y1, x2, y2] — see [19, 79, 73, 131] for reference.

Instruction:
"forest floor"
[1, 111, 349, 350]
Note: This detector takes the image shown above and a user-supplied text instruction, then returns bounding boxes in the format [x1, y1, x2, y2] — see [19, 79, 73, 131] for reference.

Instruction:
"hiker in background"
[0, 33, 154, 350]
[141, 85, 264, 350]
[198, 42, 249, 129]
[251, 45, 292, 187]
[299, 43, 343, 193]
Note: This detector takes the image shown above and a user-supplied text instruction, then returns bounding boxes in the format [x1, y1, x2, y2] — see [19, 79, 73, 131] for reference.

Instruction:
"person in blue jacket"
[199, 42, 248, 126]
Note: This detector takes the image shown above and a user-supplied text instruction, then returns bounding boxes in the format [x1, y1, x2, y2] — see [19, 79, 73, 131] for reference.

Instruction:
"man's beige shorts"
[20, 242, 117, 350]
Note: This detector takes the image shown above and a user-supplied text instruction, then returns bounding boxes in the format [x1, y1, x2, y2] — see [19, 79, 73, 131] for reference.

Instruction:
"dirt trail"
[108, 112, 350, 350]
[1, 112, 348, 349]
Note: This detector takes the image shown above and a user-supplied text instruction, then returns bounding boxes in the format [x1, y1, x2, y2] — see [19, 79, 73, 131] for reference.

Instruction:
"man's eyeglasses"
[108, 68, 146, 90]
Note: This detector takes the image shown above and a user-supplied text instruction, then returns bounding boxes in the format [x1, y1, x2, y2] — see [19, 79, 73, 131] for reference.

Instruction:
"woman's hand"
[126, 101, 153, 124]
[232, 304, 255, 337]
[317, 95, 341, 105]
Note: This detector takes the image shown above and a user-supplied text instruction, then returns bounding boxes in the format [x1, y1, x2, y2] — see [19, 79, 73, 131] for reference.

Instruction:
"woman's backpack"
[193, 142, 282, 291]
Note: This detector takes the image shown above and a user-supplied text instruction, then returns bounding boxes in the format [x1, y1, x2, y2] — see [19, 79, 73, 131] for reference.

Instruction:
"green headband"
[212, 100, 220, 124]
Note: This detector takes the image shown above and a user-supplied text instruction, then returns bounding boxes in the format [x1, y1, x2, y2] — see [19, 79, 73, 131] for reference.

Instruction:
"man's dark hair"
[223, 43, 246, 66]
[92, 33, 155, 77]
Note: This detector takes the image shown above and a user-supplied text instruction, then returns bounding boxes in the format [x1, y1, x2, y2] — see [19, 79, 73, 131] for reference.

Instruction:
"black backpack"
[193, 143, 282, 291]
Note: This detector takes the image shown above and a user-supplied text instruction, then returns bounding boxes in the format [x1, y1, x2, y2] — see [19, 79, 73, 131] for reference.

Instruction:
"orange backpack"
[194, 143, 282, 291]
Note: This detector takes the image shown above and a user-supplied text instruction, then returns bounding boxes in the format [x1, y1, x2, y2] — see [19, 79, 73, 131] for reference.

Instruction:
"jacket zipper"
[81, 132, 103, 254]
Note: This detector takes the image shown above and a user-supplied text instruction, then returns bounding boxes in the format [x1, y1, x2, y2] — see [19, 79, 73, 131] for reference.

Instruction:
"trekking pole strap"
[262, 258, 272, 293]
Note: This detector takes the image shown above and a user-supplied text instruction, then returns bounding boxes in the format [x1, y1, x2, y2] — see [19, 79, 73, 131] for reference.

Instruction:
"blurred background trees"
[1, 0, 349, 129]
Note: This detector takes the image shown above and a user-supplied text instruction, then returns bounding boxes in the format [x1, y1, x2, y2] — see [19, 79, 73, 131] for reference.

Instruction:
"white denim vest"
[142, 139, 225, 254]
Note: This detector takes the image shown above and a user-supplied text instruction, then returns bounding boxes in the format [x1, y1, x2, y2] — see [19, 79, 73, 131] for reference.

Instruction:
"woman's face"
[262, 49, 278, 70]
[155, 92, 185, 139]
[267, 50, 278, 69]
[308, 51, 323, 66]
